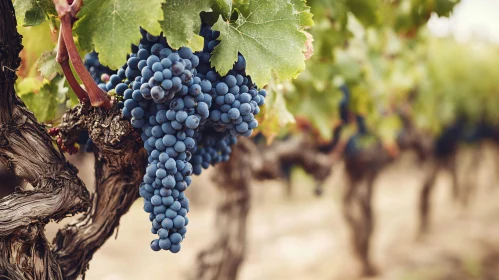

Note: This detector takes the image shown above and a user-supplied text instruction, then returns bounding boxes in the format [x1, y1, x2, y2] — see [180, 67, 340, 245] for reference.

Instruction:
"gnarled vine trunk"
[0, 1, 90, 278]
[194, 135, 334, 280]
[195, 139, 252, 280]
[0, 2, 146, 278]
[341, 143, 392, 277]
[52, 105, 145, 279]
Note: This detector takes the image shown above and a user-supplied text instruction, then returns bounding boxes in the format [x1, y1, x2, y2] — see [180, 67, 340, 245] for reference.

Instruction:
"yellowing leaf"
[258, 81, 295, 143]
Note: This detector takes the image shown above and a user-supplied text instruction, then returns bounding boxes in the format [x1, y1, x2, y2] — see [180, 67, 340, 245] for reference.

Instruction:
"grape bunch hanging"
[102, 26, 266, 253]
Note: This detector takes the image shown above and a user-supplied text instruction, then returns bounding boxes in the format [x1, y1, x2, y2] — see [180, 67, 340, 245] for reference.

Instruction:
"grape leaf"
[36, 50, 62, 80]
[20, 76, 68, 123]
[160, 0, 213, 50]
[213, 0, 232, 19]
[290, 0, 314, 28]
[74, 0, 163, 69]
[185, 34, 205, 52]
[14, 0, 56, 26]
[211, 0, 313, 86]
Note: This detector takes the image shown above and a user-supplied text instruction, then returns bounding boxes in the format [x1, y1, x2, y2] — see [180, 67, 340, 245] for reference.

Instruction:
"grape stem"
[56, 26, 88, 103]
[53, 0, 111, 109]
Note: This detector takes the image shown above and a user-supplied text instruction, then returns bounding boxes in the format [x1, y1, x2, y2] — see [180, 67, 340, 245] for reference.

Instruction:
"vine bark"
[0, 2, 145, 279]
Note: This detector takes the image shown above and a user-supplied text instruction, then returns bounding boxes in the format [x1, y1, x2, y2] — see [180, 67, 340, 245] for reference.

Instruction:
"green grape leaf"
[185, 34, 205, 52]
[14, 0, 56, 26]
[290, 0, 314, 28]
[74, 0, 163, 69]
[211, 0, 313, 86]
[36, 50, 62, 80]
[160, 0, 213, 50]
[213, 0, 232, 19]
[20, 76, 68, 123]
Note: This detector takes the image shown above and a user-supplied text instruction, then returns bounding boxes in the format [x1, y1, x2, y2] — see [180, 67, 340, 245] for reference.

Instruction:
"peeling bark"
[0, 1, 90, 278]
[52, 105, 145, 279]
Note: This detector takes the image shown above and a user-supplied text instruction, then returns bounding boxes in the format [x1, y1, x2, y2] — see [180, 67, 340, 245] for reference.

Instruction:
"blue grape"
[131, 107, 144, 119]
[216, 82, 229, 95]
[158, 228, 169, 239]
[165, 209, 177, 219]
[179, 47, 193, 59]
[170, 233, 182, 244]
[228, 108, 240, 119]
[163, 134, 177, 146]
[173, 216, 185, 228]
[147, 55, 160, 67]
[174, 141, 186, 153]
[150, 239, 161, 251]
[185, 115, 199, 129]
[162, 218, 174, 229]
[159, 238, 172, 250]
[151, 195, 162, 206]
[151, 86, 165, 101]
[176, 111, 188, 123]
[170, 244, 181, 253]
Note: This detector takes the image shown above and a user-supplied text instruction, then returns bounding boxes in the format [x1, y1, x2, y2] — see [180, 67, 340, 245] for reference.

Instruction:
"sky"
[427, 0, 499, 43]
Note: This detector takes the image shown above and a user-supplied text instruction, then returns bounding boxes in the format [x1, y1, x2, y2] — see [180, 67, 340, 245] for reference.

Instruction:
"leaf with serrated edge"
[214, 0, 232, 19]
[14, 0, 56, 26]
[160, 0, 213, 50]
[74, 0, 163, 69]
[211, 0, 313, 86]
[21, 76, 67, 123]
[290, 0, 314, 27]
[37, 50, 62, 80]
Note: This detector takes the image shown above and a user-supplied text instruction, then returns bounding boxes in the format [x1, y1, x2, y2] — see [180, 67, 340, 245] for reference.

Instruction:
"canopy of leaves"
[210, 0, 313, 86]
[74, 0, 163, 69]
[415, 39, 499, 133]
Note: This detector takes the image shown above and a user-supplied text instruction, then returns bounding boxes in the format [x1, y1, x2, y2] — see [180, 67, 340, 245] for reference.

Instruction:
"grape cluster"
[197, 26, 266, 137]
[103, 27, 265, 252]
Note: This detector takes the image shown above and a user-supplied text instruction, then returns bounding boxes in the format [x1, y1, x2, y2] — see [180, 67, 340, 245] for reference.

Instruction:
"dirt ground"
[44, 146, 499, 280]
